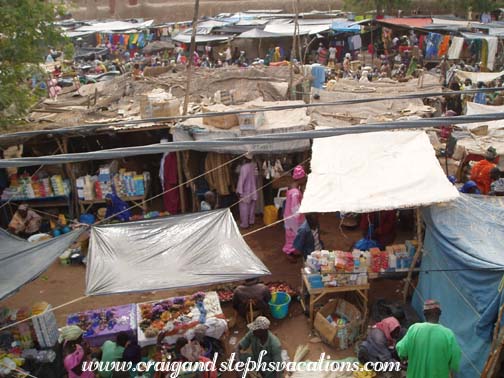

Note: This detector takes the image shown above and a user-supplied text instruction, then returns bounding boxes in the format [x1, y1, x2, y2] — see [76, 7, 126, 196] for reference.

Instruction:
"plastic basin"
[269, 291, 291, 319]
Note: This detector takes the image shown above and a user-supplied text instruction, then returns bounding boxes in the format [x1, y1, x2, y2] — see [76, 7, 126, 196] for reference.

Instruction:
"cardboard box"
[314, 298, 362, 349]
[202, 106, 239, 129]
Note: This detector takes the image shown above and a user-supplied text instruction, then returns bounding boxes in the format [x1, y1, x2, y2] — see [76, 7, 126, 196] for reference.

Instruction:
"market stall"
[66, 304, 137, 347]
[0, 303, 60, 377]
[137, 291, 225, 347]
[300, 241, 420, 327]
[1, 174, 73, 218]
[76, 165, 151, 216]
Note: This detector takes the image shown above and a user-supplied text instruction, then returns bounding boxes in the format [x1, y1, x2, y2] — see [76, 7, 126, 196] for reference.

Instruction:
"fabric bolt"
[112, 34, 120, 44]
[396, 322, 461, 378]
[438, 35, 451, 57]
[119, 34, 124, 46]
[123, 34, 130, 47]
[282, 188, 304, 254]
[204, 153, 232, 195]
[162, 152, 180, 214]
[448, 37, 464, 60]
[131, 34, 139, 45]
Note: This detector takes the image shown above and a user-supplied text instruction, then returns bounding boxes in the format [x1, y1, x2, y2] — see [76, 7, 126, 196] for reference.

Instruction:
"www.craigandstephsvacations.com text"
[82, 352, 402, 377]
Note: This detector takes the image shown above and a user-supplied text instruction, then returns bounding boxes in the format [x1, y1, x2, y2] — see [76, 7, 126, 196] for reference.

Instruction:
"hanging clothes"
[419, 35, 425, 50]
[486, 37, 498, 70]
[123, 34, 130, 48]
[112, 34, 120, 45]
[236, 161, 257, 228]
[137, 33, 146, 49]
[96, 33, 102, 46]
[131, 33, 139, 45]
[425, 33, 442, 59]
[204, 153, 233, 196]
[482, 39, 489, 68]
[160, 153, 180, 214]
[438, 35, 451, 58]
[348, 34, 362, 51]
[448, 37, 464, 60]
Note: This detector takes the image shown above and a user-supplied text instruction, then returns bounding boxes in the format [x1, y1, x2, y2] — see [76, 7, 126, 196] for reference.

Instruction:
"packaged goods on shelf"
[0, 174, 70, 201]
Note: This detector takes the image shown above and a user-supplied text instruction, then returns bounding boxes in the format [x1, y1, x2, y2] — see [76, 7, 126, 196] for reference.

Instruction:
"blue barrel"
[269, 292, 291, 319]
[79, 214, 95, 225]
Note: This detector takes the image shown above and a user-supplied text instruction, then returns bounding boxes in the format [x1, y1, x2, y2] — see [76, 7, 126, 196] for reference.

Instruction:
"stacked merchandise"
[1, 174, 70, 201]
[385, 241, 418, 271]
[304, 250, 369, 288]
[76, 170, 149, 201]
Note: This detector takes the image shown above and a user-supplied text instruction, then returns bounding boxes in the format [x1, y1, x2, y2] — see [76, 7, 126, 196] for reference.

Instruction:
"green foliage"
[63, 42, 75, 60]
[0, 0, 67, 129]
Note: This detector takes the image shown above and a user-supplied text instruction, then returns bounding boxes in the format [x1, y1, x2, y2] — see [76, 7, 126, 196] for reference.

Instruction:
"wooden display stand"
[78, 195, 146, 215]
[300, 271, 369, 328]
[1, 196, 73, 218]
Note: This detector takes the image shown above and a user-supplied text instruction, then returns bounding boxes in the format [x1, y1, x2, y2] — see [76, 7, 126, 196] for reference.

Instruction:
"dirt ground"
[1, 213, 410, 362]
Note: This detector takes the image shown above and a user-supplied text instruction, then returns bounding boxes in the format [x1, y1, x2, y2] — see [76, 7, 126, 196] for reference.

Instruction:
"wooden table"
[300, 272, 369, 328]
[78, 195, 146, 215]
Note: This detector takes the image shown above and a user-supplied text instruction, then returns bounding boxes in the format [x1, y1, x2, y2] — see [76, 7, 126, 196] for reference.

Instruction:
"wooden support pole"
[178, 0, 199, 213]
[59, 137, 78, 219]
[176, 151, 186, 213]
[288, 0, 300, 100]
[402, 208, 424, 303]
[182, 0, 200, 116]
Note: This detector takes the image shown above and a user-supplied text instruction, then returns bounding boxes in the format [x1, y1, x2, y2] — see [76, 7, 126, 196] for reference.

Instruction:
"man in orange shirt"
[471, 146, 498, 194]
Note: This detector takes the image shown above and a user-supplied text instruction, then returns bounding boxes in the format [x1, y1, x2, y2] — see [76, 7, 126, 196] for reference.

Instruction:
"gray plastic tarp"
[85, 209, 271, 296]
[0, 228, 84, 300]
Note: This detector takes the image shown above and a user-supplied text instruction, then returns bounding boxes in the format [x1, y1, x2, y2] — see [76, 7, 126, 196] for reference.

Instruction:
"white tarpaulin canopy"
[455, 70, 504, 83]
[458, 102, 504, 136]
[299, 131, 459, 214]
[0, 228, 84, 300]
[76, 20, 154, 32]
[86, 209, 270, 296]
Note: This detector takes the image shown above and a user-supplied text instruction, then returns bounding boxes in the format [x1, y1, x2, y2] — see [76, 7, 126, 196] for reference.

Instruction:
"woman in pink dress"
[282, 165, 306, 257]
[60, 326, 95, 378]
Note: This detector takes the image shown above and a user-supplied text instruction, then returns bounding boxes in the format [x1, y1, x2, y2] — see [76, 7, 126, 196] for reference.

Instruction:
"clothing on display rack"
[160, 152, 180, 214]
[204, 153, 233, 196]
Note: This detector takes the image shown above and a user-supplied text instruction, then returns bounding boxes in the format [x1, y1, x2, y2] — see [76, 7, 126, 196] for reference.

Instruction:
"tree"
[0, 0, 66, 129]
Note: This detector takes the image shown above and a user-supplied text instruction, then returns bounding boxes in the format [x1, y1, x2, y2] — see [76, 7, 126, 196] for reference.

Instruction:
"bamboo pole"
[402, 208, 423, 303]
[288, 0, 300, 100]
[182, 0, 200, 115]
[178, 0, 199, 213]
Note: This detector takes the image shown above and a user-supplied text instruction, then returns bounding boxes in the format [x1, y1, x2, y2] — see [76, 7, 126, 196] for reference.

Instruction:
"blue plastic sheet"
[414, 195, 504, 378]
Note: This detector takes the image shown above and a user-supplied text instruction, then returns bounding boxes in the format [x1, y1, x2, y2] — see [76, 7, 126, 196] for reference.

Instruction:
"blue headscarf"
[460, 180, 481, 194]
[105, 193, 131, 222]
